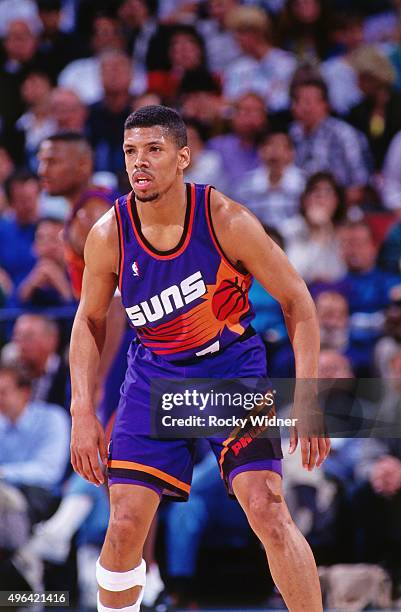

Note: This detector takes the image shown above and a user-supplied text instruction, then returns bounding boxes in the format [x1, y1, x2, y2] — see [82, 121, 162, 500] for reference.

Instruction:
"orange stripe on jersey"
[108, 460, 191, 493]
[127, 184, 196, 260]
[114, 200, 125, 293]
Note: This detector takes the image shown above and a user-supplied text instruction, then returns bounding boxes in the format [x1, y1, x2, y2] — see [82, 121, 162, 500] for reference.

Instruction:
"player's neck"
[135, 180, 187, 226]
[67, 180, 92, 207]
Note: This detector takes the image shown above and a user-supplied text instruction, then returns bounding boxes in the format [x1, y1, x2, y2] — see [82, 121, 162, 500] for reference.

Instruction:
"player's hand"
[70, 412, 107, 486]
[289, 431, 331, 470]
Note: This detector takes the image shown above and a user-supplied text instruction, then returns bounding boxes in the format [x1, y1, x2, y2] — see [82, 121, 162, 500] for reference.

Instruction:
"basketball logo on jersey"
[132, 261, 140, 277]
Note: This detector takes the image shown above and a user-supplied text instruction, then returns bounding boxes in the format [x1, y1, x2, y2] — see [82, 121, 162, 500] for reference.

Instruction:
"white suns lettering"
[125, 270, 206, 327]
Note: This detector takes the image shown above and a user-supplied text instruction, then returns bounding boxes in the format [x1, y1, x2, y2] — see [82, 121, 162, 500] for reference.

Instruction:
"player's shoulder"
[84, 206, 118, 271]
[210, 188, 260, 236]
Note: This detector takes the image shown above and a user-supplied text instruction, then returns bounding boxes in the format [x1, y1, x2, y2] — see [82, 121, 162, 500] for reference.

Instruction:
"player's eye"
[150, 146, 161, 152]
[125, 148, 135, 155]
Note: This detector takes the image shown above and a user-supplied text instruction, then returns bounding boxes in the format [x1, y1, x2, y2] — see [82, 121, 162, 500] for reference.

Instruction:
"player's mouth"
[133, 173, 153, 191]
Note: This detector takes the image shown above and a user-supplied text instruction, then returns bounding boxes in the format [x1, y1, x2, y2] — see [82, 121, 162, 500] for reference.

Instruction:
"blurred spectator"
[0, 170, 39, 289]
[374, 285, 401, 377]
[184, 119, 226, 191]
[208, 92, 268, 198]
[236, 130, 305, 232]
[277, 0, 335, 61]
[289, 77, 370, 204]
[320, 12, 364, 115]
[347, 45, 401, 170]
[379, 219, 401, 273]
[58, 13, 145, 105]
[10, 314, 69, 409]
[15, 70, 56, 170]
[0, 364, 70, 523]
[223, 6, 296, 111]
[0, 144, 15, 212]
[16, 217, 74, 308]
[34, 0, 88, 82]
[0, 0, 41, 38]
[38, 132, 114, 298]
[50, 87, 87, 132]
[117, 0, 158, 68]
[132, 91, 162, 112]
[86, 50, 133, 184]
[316, 291, 374, 376]
[381, 128, 401, 212]
[316, 221, 401, 342]
[198, 0, 241, 74]
[286, 172, 347, 283]
[179, 68, 224, 136]
[148, 24, 209, 103]
[0, 18, 40, 133]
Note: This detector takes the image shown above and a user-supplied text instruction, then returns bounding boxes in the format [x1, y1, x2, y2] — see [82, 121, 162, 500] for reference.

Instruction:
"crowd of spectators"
[1, 0, 401, 609]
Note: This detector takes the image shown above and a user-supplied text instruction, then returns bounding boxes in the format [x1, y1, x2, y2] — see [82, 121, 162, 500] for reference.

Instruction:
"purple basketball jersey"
[114, 183, 255, 362]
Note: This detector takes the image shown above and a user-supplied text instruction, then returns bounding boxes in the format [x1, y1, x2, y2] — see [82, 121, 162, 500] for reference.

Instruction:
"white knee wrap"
[96, 558, 146, 592]
[96, 558, 146, 612]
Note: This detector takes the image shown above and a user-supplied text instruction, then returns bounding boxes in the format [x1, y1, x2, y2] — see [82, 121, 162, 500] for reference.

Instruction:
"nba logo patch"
[132, 261, 140, 277]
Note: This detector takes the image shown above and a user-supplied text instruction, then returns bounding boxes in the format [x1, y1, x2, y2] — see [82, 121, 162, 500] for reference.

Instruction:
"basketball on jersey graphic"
[212, 276, 249, 320]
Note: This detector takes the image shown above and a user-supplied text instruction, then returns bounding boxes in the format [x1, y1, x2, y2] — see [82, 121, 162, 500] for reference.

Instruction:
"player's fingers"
[308, 437, 319, 471]
[325, 437, 331, 459]
[300, 437, 309, 469]
[72, 449, 85, 479]
[288, 427, 298, 454]
[81, 453, 100, 485]
[88, 449, 105, 485]
[316, 437, 330, 467]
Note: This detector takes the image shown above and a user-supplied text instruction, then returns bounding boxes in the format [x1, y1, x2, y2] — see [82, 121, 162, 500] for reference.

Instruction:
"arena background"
[1, 0, 401, 610]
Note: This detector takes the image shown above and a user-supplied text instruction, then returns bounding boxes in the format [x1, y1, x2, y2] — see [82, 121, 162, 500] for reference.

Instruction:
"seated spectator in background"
[179, 68, 224, 137]
[131, 91, 161, 112]
[16, 217, 75, 308]
[15, 70, 56, 170]
[208, 92, 267, 198]
[289, 76, 371, 205]
[277, 0, 335, 62]
[320, 11, 364, 116]
[184, 119, 226, 191]
[0, 170, 39, 290]
[236, 130, 305, 232]
[315, 221, 401, 342]
[378, 219, 401, 274]
[25, 472, 109, 609]
[117, 0, 158, 70]
[86, 50, 133, 187]
[58, 13, 145, 105]
[317, 291, 374, 377]
[0, 18, 40, 136]
[35, 0, 88, 82]
[148, 24, 209, 104]
[286, 172, 347, 283]
[0, 143, 15, 212]
[347, 46, 401, 171]
[0, 364, 70, 525]
[198, 0, 241, 74]
[10, 314, 69, 409]
[50, 87, 87, 133]
[374, 285, 401, 377]
[224, 6, 296, 112]
[381, 129, 401, 212]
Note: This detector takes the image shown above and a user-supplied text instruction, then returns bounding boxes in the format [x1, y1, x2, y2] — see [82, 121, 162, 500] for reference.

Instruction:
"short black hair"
[290, 76, 329, 103]
[5, 169, 39, 201]
[124, 105, 187, 148]
[44, 131, 88, 145]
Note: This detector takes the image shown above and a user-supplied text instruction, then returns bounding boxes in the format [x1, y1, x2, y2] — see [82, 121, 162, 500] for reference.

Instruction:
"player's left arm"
[211, 189, 331, 469]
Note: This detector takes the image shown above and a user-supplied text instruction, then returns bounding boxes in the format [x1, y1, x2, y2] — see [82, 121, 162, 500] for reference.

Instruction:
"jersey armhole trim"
[205, 185, 250, 278]
[114, 199, 124, 293]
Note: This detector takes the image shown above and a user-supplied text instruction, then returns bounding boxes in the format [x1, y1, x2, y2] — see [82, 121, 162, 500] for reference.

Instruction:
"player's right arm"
[69, 208, 119, 486]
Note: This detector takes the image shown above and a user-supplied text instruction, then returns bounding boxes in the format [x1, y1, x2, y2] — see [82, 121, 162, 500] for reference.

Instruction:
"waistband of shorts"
[166, 326, 257, 367]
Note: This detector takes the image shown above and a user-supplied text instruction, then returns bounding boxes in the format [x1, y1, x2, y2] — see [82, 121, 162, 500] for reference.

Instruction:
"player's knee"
[247, 496, 290, 546]
[107, 512, 146, 554]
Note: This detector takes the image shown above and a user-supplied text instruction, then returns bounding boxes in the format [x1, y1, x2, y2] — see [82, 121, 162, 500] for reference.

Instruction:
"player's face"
[38, 140, 81, 195]
[123, 126, 190, 202]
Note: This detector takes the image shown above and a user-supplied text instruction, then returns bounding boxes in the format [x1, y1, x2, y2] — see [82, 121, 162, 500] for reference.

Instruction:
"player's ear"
[178, 146, 190, 171]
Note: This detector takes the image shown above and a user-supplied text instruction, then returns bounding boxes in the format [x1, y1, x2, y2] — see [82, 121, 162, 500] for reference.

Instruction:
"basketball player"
[69, 106, 330, 612]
